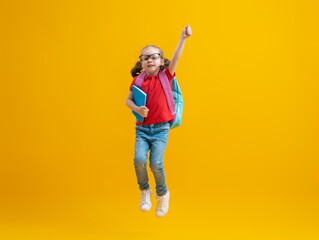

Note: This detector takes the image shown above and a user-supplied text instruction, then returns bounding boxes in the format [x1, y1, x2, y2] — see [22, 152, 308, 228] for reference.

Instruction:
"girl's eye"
[151, 54, 159, 60]
[139, 53, 160, 61]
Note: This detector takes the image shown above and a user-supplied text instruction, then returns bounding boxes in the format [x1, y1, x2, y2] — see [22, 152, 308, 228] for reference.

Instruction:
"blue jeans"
[133, 122, 170, 197]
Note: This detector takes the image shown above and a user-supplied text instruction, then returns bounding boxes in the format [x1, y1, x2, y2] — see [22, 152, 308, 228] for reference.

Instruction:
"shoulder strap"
[159, 70, 176, 118]
[135, 71, 147, 88]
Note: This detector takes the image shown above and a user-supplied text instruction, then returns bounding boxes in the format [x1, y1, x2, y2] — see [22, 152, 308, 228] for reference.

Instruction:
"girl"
[126, 25, 192, 218]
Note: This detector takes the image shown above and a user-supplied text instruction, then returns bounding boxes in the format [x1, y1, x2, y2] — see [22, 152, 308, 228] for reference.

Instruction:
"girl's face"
[140, 47, 164, 76]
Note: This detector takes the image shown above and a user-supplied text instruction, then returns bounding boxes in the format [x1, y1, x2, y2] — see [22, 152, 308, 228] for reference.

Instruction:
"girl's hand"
[137, 106, 149, 117]
[181, 24, 192, 40]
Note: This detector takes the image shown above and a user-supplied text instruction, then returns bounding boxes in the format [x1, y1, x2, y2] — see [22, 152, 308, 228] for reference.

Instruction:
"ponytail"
[131, 61, 143, 78]
[160, 58, 171, 71]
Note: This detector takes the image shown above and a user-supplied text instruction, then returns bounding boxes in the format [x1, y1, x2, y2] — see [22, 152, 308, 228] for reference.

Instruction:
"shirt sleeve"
[165, 68, 176, 82]
[129, 77, 137, 91]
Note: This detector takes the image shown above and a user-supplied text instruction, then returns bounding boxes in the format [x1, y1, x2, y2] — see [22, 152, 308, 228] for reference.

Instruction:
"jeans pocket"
[160, 122, 170, 131]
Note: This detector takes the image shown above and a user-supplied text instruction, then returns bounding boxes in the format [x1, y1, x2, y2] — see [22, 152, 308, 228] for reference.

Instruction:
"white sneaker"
[140, 188, 152, 212]
[155, 190, 170, 218]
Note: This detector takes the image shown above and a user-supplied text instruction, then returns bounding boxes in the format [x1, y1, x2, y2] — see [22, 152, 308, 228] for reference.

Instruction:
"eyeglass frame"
[139, 53, 163, 62]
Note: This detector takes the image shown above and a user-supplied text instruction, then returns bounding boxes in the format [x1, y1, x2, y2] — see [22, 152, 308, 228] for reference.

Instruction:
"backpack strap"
[159, 70, 176, 119]
[135, 70, 147, 88]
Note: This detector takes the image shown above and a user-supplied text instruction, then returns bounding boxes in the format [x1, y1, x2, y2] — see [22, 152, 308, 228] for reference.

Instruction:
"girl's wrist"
[180, 37, 187, 42]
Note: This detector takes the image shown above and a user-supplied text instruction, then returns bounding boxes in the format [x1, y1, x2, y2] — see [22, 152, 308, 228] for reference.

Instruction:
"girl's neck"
[146, 69, 160, 77]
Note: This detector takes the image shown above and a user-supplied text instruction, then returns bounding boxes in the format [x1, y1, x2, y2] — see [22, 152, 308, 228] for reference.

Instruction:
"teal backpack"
[135, 70, 183, 129]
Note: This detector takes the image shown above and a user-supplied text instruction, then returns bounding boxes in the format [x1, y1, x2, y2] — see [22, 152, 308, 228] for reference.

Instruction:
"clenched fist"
[181, 24, 192, 40]
[137, 106, 149, 118]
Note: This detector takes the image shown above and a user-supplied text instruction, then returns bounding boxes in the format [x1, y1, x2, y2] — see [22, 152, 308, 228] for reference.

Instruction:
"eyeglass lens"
[140, 53, 161, 61]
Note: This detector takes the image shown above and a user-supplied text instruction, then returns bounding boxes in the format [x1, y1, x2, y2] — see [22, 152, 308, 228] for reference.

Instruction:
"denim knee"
[150, 163, 163, 172]
[134, 153, 147, 168]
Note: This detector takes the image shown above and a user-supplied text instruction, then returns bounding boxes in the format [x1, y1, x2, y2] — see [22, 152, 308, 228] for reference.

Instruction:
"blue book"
[132, 85, 147, 123]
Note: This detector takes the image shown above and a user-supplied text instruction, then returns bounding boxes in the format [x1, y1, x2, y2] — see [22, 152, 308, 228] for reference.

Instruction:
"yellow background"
[1, 0, 319, 239]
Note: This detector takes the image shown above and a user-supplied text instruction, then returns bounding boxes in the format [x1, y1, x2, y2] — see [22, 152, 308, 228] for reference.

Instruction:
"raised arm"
[168, 24, 192, 75]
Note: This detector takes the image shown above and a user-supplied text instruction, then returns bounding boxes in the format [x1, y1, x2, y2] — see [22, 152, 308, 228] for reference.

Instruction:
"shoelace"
[157, 198, 163, 209]
[141, 191, 150, 205]
[157, 197, 167, 210]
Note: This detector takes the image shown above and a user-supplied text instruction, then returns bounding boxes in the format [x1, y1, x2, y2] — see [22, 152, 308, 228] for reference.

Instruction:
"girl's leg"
[149, 123, 170, 196]
[134, 127, 150, 190]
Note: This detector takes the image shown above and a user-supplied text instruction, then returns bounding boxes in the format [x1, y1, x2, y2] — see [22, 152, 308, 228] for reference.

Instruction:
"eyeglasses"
[139, 53, 162, 62]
